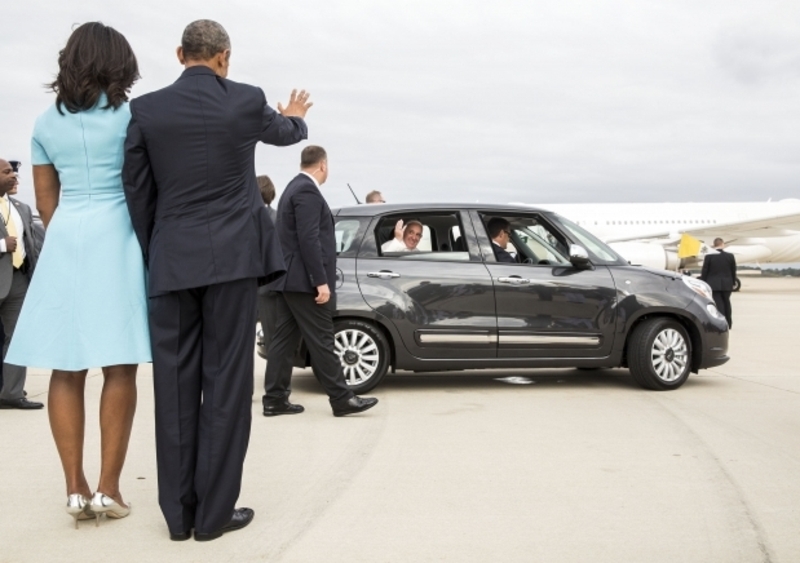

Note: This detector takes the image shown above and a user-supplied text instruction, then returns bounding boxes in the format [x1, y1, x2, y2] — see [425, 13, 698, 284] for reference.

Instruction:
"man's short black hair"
[301, 146, 327, 168]
[182, 20, 230, 61]
[487, 217, 510, 239]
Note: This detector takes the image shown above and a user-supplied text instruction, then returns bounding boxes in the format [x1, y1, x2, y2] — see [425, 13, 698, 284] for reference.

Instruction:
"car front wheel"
[333, 319, 390, 393]
[628, 318, 691, 390]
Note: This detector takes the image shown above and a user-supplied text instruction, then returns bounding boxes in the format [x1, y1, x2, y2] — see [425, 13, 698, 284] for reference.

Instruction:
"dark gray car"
[258, 203, 729, 392]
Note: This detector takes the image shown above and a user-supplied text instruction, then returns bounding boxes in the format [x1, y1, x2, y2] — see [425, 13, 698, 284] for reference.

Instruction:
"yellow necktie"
[1, 198, 23, 269]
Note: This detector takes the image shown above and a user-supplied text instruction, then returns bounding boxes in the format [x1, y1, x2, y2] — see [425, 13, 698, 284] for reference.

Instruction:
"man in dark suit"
[256, 174, 279, 385]
[263, 146, 378, 417]
[700, 237, 737, 328]
[122, 20, 310, 542]
[0, 158, 42, 410]
[487, 217, 517, 263]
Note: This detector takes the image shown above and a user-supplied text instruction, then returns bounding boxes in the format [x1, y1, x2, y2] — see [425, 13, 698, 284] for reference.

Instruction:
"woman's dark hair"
[50, 22, 139, 114]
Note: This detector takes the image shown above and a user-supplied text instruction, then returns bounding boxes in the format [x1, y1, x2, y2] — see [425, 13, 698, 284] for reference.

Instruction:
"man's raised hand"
[394, 219, 405, 241]
[277, 89, 313, 119]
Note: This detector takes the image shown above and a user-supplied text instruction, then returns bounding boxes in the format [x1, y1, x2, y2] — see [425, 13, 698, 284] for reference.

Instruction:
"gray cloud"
[3, 0, 800, 210]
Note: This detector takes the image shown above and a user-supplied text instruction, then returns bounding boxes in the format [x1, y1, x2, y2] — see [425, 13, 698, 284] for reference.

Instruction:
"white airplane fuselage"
[527, 200, 800, 269]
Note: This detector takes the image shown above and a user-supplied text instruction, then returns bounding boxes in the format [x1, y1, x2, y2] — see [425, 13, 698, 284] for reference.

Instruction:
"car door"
[356, 210, 498, 359]
[472, 211, 617, 359]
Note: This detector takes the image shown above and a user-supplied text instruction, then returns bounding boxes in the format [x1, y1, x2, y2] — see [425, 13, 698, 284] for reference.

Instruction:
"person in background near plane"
[365, 190, 384, 204]
[257, 175, 277, 223]
[487, 217, 517, 263]
[381, 219, 423, 252]
[700, 238, 736, 328]
[256, 174, 279, 389]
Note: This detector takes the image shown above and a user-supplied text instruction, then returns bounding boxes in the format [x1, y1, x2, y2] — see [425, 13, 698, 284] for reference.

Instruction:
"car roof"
[335, 202, 553, 217]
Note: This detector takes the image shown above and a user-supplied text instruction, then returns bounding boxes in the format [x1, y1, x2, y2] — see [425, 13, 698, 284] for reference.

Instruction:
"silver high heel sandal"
[66, 494, 95, 529]
[89, 492, 131, 526]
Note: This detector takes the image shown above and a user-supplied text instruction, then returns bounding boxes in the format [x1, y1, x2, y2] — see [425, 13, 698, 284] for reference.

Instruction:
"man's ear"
[177, 46, 185, 65]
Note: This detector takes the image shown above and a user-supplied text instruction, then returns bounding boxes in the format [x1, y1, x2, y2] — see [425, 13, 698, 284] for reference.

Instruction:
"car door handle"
[367, 271, 401, 279]
[498, 276, 530, 285]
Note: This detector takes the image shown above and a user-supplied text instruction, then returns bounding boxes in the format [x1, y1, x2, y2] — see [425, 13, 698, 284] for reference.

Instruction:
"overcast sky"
[3, 0, 799, 209]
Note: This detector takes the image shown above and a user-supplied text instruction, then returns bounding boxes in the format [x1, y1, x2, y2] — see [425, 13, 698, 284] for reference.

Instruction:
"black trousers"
[149, 277, 257, 536]
[257, 286, 279, 383]
[712, 290, 732, 329]
[264, 291, 353, 405]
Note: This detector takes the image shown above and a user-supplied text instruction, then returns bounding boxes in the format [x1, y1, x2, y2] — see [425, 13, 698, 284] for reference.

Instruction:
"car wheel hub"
[650, 328, 688, 382]
[334, 328, 381, 385]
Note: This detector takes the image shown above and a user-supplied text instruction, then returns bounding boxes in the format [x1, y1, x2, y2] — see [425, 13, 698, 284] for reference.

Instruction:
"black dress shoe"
[170, 530, 192, 541]
[263, 400, 304, 417]
[331, 395, 378, 417]
[0, 397, 44, 410]
[194, 508, 254, 542]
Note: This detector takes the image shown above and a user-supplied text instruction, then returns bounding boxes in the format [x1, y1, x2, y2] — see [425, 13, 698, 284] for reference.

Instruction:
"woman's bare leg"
[49, 370, 91, 497]
[96, 364, 138, 506]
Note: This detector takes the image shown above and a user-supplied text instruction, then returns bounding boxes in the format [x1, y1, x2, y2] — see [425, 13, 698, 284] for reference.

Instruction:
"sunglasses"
[8, 160, 20, 173]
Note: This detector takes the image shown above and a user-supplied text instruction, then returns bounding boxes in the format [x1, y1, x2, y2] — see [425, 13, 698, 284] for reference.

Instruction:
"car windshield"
[550, 214, 627, 265]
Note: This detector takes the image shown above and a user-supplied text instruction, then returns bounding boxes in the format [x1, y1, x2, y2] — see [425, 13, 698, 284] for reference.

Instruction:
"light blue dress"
[7, 95, 152, 370]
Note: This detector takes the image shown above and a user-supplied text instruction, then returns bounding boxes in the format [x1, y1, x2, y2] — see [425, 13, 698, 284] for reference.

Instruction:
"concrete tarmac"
[2, 276, 799, 562]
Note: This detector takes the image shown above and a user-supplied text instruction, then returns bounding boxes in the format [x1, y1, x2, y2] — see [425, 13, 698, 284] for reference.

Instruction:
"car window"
[552, 214, 626, 264]
[335, 220, 360, 253]
[375, 212, 471, 262]
[334, 217, 369, 258]
[480, 213, 571, 265]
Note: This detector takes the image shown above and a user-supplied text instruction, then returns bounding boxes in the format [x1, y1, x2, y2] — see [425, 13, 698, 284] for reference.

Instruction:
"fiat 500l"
[257, 203, 729, 392]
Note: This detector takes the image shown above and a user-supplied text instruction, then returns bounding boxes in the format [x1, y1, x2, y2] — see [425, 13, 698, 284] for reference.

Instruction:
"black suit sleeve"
[122, 107, 157, 261]
[259, 90, 308, 146]
[728, 252, 737, 281]
[293, 186, 328, 288]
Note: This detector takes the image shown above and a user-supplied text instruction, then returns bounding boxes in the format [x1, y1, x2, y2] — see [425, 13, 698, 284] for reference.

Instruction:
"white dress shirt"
[381, 238, 418, 253]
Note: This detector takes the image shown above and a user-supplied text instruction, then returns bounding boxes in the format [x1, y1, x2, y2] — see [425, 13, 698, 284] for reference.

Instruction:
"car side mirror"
[569, 244, 593, 270]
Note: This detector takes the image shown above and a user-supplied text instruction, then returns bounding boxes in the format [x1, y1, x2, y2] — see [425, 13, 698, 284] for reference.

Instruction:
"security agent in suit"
[122, 20, 310, 542]
[487, 217, 517, 264]
[700, 237, 737, 328]
[263, 146, 378, 417]
[0, 159, 42, 409]
[256, 174, 279, 380]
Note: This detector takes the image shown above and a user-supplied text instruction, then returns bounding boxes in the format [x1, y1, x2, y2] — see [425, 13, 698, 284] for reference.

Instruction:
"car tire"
[628, 318, 691, 390]
[332, 319, 390, 393]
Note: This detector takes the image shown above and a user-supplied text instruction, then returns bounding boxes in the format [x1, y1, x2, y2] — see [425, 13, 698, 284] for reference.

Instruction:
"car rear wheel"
[333, 319, 390, 393]
[628, 318, 691, 390]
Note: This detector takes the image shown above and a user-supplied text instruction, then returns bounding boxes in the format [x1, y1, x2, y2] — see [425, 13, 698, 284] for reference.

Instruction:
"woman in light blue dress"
[7, 22, 150, 527]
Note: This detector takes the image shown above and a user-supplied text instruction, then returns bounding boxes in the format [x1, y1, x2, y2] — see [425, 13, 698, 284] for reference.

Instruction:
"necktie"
[1, 198, 23, 269]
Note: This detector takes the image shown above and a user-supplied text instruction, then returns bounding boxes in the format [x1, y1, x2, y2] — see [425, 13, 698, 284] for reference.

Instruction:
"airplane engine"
[609, 242, 680, 270]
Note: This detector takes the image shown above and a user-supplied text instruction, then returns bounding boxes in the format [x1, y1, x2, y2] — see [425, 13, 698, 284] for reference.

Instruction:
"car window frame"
[333, 215, 371, 258]
[359, 210, 483, 263]
[473, 210, 580, 266]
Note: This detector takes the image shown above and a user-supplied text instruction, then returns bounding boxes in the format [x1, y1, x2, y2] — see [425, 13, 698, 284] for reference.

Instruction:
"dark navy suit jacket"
[492, 242, 517, 264]
[700, 249, 737, 291]
[123, 66, 307, 296]
[268, 173, 336, 295]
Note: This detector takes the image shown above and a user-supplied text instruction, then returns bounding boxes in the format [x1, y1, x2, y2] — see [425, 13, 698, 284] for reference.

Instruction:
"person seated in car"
[381, 219, 423, 252]
[487, 217, 517, 263]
